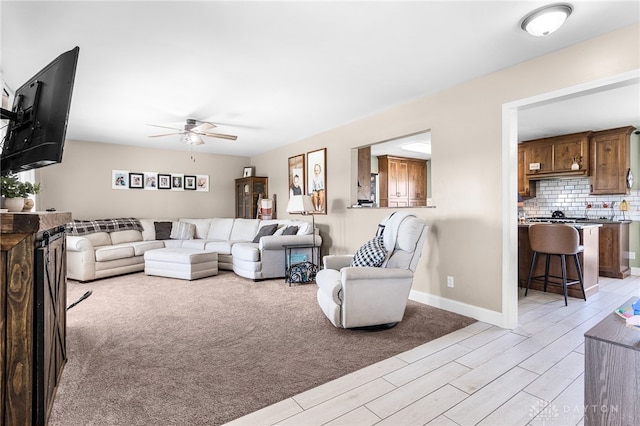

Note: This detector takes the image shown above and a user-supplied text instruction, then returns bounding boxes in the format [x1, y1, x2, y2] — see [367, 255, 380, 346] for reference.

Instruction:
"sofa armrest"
[323, 255, 353, 271]
[259, 234, 321, 250]
[66, 235, 94, 252]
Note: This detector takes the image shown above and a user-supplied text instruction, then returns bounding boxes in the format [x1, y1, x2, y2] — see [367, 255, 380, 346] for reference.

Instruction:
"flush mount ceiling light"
[521, 3, 573, 37]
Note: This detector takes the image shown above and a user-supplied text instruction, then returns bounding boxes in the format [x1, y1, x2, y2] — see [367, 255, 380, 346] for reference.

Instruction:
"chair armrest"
[66, 235, 93, 252]
[323, 255, 353, 271]
[341, 267, 414, 281]
[259, 234, 321, 250]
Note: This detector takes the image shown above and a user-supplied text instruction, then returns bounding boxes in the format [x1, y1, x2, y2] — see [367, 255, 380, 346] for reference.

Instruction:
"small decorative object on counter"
[632, 299, 640, 315]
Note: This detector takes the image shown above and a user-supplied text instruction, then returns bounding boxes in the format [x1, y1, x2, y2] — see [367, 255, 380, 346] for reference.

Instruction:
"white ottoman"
[144, 248, 218, 280]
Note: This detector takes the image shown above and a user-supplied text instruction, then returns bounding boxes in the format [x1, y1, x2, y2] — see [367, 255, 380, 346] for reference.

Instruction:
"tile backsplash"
[522, 177, 639, 221]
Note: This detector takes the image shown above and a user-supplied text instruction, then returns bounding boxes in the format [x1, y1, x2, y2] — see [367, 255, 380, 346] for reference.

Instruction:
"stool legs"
[525, 251, 585, 306]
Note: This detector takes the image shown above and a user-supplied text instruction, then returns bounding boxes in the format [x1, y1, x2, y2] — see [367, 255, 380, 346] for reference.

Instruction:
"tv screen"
[1, 46, 80, 175]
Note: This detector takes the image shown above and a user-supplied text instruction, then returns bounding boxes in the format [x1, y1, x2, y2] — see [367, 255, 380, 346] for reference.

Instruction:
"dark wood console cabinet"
[1, 211, 71, 425]
[235, 177, 268, 219]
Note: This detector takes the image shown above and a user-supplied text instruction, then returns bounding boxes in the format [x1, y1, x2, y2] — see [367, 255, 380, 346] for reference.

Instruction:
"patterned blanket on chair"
[67, 218, 144, 235]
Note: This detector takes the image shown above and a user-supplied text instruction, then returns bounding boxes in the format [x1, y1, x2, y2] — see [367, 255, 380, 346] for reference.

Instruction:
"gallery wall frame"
[158, 174, 171, 189]
[112, 170, 129, 189]
[184, 175, 197, 190]
[306, 148, 327, 214]
[129, 172, 143, 189]
[288, 153, 305, 199]
[144, 172, 158, 190]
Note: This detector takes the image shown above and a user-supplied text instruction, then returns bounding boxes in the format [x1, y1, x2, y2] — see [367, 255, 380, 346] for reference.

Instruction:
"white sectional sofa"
[66, 217, 321, 282]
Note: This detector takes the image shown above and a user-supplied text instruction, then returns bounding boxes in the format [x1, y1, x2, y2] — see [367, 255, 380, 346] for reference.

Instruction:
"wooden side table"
[584, 297, 640, 425]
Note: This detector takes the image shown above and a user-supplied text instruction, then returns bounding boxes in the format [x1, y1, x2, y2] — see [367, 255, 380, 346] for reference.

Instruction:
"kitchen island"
[518, 223, 601, 298]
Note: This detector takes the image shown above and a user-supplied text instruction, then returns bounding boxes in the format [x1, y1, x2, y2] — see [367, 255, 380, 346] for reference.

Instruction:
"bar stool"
[525, 223, 586, 306]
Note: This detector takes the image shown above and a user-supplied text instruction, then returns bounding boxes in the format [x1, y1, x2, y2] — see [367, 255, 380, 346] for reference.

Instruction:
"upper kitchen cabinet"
[378, 155, 427, 207]
[522, 131, 591, 179]
[518, 144, 536, 198]
[589, 126, 635, 195]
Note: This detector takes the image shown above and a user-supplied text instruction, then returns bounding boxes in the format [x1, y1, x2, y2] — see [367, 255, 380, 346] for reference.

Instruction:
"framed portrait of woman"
[288, 154, 305, 200]
[306, 148, 326, 214]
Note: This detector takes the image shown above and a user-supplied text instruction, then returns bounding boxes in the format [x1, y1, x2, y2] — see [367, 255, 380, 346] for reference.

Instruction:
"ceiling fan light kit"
[147, 118, 238, 146]
[521, 3, 573, 37]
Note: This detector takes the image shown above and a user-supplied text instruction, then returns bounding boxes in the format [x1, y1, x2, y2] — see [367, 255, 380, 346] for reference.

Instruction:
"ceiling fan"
[147, 118, 238, 145]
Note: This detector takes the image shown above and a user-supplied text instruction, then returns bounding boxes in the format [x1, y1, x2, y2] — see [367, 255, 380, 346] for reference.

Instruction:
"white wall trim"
[409, 290, 505, 328]
[631, 267, 640, 276]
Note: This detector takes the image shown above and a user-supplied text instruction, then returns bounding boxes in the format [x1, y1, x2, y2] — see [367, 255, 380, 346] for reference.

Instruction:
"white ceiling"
[2, 1, 639, 158]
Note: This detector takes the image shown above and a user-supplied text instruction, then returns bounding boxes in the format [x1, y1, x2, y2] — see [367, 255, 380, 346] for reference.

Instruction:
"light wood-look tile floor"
[228, 275, 640, 426]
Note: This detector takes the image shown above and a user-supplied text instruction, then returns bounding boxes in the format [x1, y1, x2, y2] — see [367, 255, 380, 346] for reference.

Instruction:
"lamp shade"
[287, 194, 314, 214]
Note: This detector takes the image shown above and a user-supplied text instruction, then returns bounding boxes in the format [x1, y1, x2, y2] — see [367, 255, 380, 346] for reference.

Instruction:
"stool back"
[528, 223, 580, 255]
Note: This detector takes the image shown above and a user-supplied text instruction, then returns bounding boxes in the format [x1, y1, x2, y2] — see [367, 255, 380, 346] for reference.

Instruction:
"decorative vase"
[22, 198, 35, 212]
[3, 197, 25, 212]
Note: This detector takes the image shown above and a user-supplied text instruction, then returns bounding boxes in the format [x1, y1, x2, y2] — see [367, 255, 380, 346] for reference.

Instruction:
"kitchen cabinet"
[522, 131, 590, 179]
[378, 155, 427, 207]
[235, 177, 268, 219]
[589, 126, 635, 195]
[1, 212, 71, 425]
[518, 145, 536, 198]
[598, 221, 630, 278]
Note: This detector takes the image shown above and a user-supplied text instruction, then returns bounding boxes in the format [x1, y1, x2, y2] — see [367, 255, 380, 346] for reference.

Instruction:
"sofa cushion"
[252, 223, 279, 243]
[170, 222, 195, 240]
[95, 244, 136, 262]
[181, 239, 208, 250]
[129, 241, 165, 256]
[154, 222, 173, 240]
[85, 232, 112, 247]
[351, 235, 387, 267]
[206, 218, 235, 240]
[179, 218, 212, 239]
[204, 240, 234, 255]
[110, 230, 143, 245]
[230, 219, 261, 242]
[232, 243, 260, 262]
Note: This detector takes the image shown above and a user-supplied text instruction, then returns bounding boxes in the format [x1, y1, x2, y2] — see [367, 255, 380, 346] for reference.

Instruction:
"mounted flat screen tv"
[1, 46, 80, 175]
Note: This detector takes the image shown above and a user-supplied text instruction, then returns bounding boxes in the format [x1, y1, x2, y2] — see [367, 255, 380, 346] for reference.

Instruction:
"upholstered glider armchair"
[315, 213, 428, 329]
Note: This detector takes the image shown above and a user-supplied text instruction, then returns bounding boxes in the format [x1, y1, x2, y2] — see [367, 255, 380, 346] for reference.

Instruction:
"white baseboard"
[409, 289, 505, 328]
[631, 266, 640, 276]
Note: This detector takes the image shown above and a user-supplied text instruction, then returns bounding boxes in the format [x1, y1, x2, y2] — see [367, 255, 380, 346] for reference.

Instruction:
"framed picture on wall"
[288, 154, 305, 199]
[112, 170, 129, 189]
[143, 172, 158, 190]
[158, 174, 171, 189]
[129, 172, 143, 189]
[171, 174, 184, 190]
[306, 148, 326, 214]
[184, 175, 197, 190]
[196, 175, 209, 192]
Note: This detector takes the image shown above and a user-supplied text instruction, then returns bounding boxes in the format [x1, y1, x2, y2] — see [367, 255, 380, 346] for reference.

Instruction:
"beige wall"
[37, 140, 250, 219]
[37, 24, 639, 325]
[252, 24, 640, 317]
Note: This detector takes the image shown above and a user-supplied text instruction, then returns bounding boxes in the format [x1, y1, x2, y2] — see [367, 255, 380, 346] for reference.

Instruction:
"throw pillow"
[252, 223, 279, 243]
[154, 221, 173, 240]
[170, 222, 195, 240]
[282, 226, 299, 235]
[351, 235, 387, 267]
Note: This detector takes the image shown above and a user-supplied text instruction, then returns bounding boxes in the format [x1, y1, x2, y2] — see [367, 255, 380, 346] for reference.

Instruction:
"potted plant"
[1, 174, 41, 212]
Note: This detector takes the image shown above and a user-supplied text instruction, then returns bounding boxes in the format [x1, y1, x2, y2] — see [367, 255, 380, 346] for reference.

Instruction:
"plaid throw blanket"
[67, 218, 144, 236]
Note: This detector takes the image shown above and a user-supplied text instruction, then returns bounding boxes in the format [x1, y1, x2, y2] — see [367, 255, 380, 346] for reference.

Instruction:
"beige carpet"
[49, 271, 475, 425]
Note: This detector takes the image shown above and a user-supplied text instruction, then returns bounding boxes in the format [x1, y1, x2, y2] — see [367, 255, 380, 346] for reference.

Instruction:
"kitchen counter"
[518, 222, 603, 229]
[518, 223, 600, 298]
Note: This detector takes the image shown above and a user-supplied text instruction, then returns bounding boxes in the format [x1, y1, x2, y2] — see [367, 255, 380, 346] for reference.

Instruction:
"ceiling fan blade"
[148, 132, 183, 138]
[200, 132, 238, 141]
[192, 122, 216, 132]
[147, 124, 184, 132]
